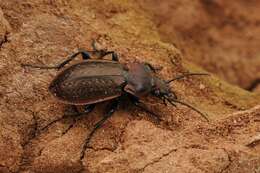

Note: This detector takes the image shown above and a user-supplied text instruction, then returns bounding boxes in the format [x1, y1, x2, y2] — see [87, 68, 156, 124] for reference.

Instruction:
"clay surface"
[0, 1, 260, 173]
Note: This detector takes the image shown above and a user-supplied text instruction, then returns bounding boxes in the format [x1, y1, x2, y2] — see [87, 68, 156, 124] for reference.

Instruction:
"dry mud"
[0, 1, 260, 173]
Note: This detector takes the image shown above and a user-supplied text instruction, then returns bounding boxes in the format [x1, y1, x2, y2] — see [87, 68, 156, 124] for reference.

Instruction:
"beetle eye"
[154, 89, 160, 96]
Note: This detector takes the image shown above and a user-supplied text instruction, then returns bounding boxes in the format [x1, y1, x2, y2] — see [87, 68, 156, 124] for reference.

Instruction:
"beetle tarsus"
[80, 99, 119, 160]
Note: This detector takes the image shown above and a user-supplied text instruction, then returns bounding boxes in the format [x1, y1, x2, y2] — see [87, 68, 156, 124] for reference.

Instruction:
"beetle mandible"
[22, 41, 209, 159]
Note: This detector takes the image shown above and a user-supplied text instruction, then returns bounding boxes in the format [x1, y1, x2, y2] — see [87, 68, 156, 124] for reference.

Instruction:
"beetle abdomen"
[49, 75, 125, 105]
[48, 60, 127, 105]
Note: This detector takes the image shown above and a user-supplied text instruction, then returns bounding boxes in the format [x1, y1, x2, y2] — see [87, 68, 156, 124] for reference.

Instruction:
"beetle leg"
[134, 101, 161, 122]
[144, 63, 162, 73]
[80, 99, 119, 160]
[90, 39, 119, 61]
[77, 49, 92, 60]
[168, 91, 178, 100]
[111, 52, 119, 61]
[61, 104, 96, 135]
[41, 105, 95, 133]
[92, 50, 119, 61]
[128, 95, 161, 122]
[21, 50, 92, 70]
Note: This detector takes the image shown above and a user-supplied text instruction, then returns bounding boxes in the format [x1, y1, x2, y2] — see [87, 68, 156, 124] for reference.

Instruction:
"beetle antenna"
[164, 96, 209, 122]
[167, 73, 209, 84]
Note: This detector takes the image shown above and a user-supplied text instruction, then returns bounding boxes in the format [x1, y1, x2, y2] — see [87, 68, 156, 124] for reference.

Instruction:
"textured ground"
[0, 0, 260, 173]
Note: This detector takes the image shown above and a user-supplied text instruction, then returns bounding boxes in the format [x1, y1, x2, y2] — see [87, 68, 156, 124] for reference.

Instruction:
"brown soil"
[0, 1, 259, 173]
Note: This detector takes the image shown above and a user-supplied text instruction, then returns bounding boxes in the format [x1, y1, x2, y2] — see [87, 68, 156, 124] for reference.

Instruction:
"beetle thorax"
[124, 63, 155, 97]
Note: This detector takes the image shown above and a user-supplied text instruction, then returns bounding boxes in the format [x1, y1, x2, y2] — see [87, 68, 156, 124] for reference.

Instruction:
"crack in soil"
[22, 112, 38, 147]
[118, 119, 132, 144]
[86, 146, 116, 153]
[140, 147, 232, 173]
[18, 112, 39, 172]
[220, 148, 232, 173]
[19, 111, 82, 169]
[141, 148, 178, 172]
[0, 33, 9, 50]
[79, 118, 132, 172]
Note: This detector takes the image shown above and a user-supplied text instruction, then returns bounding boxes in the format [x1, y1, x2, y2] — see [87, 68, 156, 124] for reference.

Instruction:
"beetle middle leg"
[41, 104, 95, 132]
[62, 104, 96, 135]
[80, 99, 119, 160]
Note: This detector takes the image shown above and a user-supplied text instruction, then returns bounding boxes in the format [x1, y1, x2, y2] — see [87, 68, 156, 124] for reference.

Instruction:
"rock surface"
[0, 1, 260, 173]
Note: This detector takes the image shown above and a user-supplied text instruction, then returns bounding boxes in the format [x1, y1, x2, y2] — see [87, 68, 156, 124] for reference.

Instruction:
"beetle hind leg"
[21, 50, 92, 70]
[91, 39, 119, 61]
[80, 99, 119, 160]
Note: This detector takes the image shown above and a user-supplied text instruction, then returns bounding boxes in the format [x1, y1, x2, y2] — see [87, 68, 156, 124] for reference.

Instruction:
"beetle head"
[151, 72, 210, 121]
[151, 77, 174, 99]
[125, 63, 209, 121]
[152, 72, 209, 99]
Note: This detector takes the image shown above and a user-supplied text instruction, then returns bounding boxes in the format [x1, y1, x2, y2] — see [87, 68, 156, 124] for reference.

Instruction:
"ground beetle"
[22, 41, 209, 159]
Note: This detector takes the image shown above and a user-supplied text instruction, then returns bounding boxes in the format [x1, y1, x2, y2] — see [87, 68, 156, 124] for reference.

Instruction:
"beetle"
[22, 41, 209, 159]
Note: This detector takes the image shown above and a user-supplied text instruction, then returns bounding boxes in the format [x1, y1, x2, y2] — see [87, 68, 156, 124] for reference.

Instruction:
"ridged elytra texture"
[49, 60, 126, 105]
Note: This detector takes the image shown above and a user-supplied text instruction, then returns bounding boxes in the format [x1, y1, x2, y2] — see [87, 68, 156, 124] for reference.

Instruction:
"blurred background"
[138, 0, 260, 92]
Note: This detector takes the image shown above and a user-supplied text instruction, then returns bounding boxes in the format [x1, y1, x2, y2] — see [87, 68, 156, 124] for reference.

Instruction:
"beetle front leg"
[80, 99, 119, 160]
[128, 95, 161, 122]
